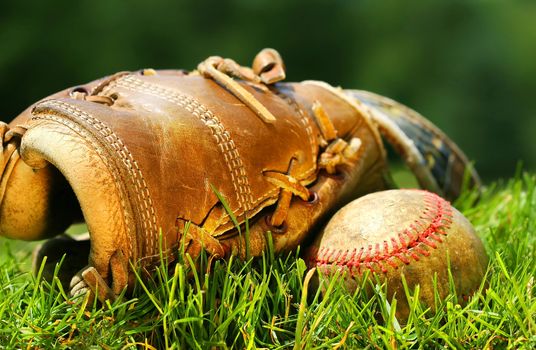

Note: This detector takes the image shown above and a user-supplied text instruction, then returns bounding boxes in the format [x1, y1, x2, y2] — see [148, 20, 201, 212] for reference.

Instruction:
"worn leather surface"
[0, 66, 387, 293]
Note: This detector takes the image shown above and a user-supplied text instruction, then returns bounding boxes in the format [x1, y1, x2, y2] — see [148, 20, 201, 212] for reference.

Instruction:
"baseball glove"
[0, 49, 478, 302]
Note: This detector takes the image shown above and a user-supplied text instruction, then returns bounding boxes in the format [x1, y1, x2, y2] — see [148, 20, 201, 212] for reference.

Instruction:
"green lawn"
[0, 173, 534, 349]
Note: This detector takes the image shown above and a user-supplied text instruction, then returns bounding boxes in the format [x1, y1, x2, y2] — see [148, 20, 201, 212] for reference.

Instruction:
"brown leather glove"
[0, 49, 477, 302]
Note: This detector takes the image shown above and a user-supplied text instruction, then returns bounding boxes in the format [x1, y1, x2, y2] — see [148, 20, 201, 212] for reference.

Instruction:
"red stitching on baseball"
[312, 190, 453, 275]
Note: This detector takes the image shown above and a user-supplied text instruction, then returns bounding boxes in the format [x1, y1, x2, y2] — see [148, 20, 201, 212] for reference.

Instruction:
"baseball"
[306, 189, 488, 320]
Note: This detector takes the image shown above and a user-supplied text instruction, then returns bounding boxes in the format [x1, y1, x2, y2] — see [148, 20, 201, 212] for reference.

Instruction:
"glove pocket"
[0, 155, 80, 241]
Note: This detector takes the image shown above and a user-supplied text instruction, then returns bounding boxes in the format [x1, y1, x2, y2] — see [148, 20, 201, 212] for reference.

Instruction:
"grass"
[0, 173, 535, 349]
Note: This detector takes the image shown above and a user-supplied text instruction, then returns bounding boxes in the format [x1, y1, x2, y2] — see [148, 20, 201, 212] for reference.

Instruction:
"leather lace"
[0, 123, 27, 204]
[196, 49, 312, 227]
[196, 48, 286, 124]
[70, 71, 130, 106]
[196, 49, 364, 228]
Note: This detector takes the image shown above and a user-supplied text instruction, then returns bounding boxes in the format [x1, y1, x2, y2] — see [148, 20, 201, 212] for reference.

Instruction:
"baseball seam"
[312, 191, 453, 274]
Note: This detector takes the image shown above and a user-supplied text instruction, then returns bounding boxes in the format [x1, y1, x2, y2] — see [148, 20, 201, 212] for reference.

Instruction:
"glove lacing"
[196, 48, 285, 124]
[0, 123, 27, 204]
[196, 49, 363, 229]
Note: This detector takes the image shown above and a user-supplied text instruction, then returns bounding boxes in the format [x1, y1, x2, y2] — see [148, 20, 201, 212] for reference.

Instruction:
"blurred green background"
[1, 0, 534, 181]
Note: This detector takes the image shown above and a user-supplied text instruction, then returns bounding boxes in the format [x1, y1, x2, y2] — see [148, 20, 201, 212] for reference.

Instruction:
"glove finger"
[69, 270, 89, 296]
